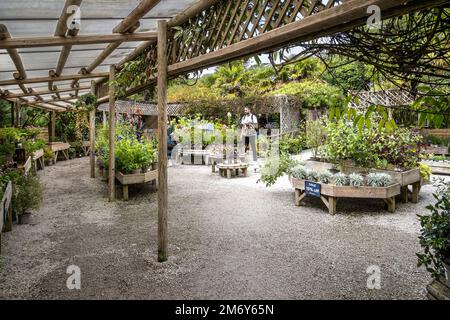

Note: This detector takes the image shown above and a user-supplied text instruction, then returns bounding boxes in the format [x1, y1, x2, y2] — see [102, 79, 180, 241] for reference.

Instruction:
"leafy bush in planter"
[23, 139, 46, 155]
[349, 173, 364, 187]
[419, 162, 432, 183]
[417, 178, 450, 280]
[291, 165, 309, 180]
[306, 170, 319, 182]
[318, 171, 333, 184]
[333, 173, 349, 186]
[13, 173, 43, 216]
[367, 173, 392, 187]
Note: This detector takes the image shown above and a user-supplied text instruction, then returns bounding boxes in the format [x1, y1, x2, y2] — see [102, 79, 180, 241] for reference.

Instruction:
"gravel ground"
[0, 157, 442, 299]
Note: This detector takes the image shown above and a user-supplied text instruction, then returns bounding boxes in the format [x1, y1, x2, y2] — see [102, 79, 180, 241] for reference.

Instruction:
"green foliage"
[22, 139, 46, 155]
[413, 87, 450, 129]
[349, 173, 364, 187]
[318, 171, 333, 184]
[367, 173, 393, 187]
[112, 54, 148, 98]
[259, 151, 297, 187]
[419, 162, 432, 182]
[323, 116, 423, 169]
[333, 172, 349, 186]
[270, 80, 344, 109]
[321, 57, 371, 92]
[305, 119, 326, 158]
[279, 133, 305, 155]
[0, 99, 13, 127]
[43, 146, 53, 161]
[13, 173, 43, 215]
[417, 178, 450, 280]
[0, 127, 27, 156]
[291, 165, 309, 180]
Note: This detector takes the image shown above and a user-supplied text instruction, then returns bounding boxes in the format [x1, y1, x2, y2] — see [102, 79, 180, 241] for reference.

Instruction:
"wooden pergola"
[1, 0, 448, 262]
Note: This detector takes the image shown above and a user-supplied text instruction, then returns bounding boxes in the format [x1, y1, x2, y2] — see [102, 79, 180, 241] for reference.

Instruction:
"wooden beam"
[167, 0, 221, 28]
[14, 99, 20, 128]
[0, 31, 158, 49]
[0, 72, 109, 86]
[113, 0, 161, 33]
[1, 85, 90, 98]
[167, 0, 450, 76]
[157, 20, 168, 263]
[108, 65, 116, 202]
[90, 80, 96, 178]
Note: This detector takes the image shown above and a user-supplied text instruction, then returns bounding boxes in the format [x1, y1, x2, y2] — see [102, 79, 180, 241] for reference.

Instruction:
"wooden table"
[217, 163, 248, 179]
[48, 142, 70, 163]
[115, 170, 158, 201]
[291, 177, 401, 215]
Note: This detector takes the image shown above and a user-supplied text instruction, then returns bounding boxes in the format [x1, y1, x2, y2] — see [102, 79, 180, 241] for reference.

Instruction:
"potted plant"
[43, 146, 54, 166]
[13, 173, 43, 224]
[417, 178, 450, 287]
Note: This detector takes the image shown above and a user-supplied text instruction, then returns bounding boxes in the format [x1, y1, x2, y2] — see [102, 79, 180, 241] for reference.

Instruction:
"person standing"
[241, 106, 258, 163]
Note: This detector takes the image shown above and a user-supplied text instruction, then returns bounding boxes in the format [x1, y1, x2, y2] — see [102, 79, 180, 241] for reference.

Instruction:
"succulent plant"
[367, 173, 393, 187]
[333, 172, 349, 186]
[291, 165, 308, 180]
[318, 171, 333, 184]
[306, 169, 319, 182]
[349, 173, 364, 187]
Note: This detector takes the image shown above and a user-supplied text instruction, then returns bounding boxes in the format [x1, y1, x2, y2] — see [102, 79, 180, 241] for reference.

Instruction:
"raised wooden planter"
[216, 163, 248, 179]
[32, 148, 45, 170]
[290, 177, 401, 215]
[48, 142, 70, 162]
[69, 141, 91, 157]
[115, 170, 157, 201]
[341, 165, 421, 204]
[1, 181, 13, 254]
[17, 156, 32, 175]
[427, 279, 450, 300]
[424, 145, 449, 156]
[422, 160, 450, 175]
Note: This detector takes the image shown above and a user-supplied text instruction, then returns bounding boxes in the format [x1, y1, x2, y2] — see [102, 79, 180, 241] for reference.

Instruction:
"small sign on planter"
[305, 181, 321, 197]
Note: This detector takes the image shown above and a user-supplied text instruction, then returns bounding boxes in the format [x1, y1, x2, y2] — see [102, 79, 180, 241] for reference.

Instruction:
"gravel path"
[0, 157, 439, 299]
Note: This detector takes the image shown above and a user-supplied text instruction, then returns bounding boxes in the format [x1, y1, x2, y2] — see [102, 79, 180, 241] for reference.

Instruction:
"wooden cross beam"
[0, 72, 109, 86]
[0, 85, 90, 99]
[0, 30, 158, 49]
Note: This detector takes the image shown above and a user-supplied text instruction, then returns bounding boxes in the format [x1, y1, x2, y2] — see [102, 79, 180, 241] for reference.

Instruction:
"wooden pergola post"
[89, 80, 96, 178]
[14, 99, 21, 128]
[50, 110, 56, 142]
[157, 20, 168, 263]
[10, 101, 14, 126]
[108, 65, 116, 201]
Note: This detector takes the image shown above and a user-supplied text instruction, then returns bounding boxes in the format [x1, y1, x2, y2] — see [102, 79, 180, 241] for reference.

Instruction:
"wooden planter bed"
[1, 181, 13, 253]
[422, 160, 450, 175]
[290, 177, 401, 215]
[69, 141, 91, 157]
[115, 170, 158, 201]
[17, 156, 32, 175]
[32, 148, 44, 170]
[48, 142, 70, 162]
[341, 165, 421, 203]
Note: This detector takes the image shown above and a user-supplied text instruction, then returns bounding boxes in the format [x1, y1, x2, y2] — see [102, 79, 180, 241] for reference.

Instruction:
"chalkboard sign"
[305, 181, 321, 197]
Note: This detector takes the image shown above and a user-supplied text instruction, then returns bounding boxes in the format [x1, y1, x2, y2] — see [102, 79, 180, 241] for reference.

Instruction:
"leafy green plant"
[259, 151, 297, 187]
[318, 171, 333, 184]
[306, 170, 319, 182]
[349, 173, 364, 187]
[417, 178, 450, 280]
[291, 165, 309, 180]
[306, 119, 326, 159]
[13, 173, 43, 215]
[367, 173, 392, 187]
[419, 162, 432, 183]
[333, 173, 349, 186]
[23, 139, 46, 155]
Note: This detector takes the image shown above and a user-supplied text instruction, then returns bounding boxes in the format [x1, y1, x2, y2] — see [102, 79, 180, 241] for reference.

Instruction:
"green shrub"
[367, 173, 392, 187]
[348, 173, 364, 187]
[318, 171, 333, 184]
[417, 178, 450, 280]
[13, 173, 43, 215]
[333, 173, 349, 186]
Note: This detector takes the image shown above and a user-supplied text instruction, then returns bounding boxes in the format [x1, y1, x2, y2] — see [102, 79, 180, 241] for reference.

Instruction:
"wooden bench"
[291, 177, 401, 215]
[115, 170, 158, 201]
[216, 163, 248, 179]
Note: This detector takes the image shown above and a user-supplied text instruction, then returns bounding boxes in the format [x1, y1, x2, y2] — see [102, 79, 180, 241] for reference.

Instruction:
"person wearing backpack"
[241, 106, 258, 163]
